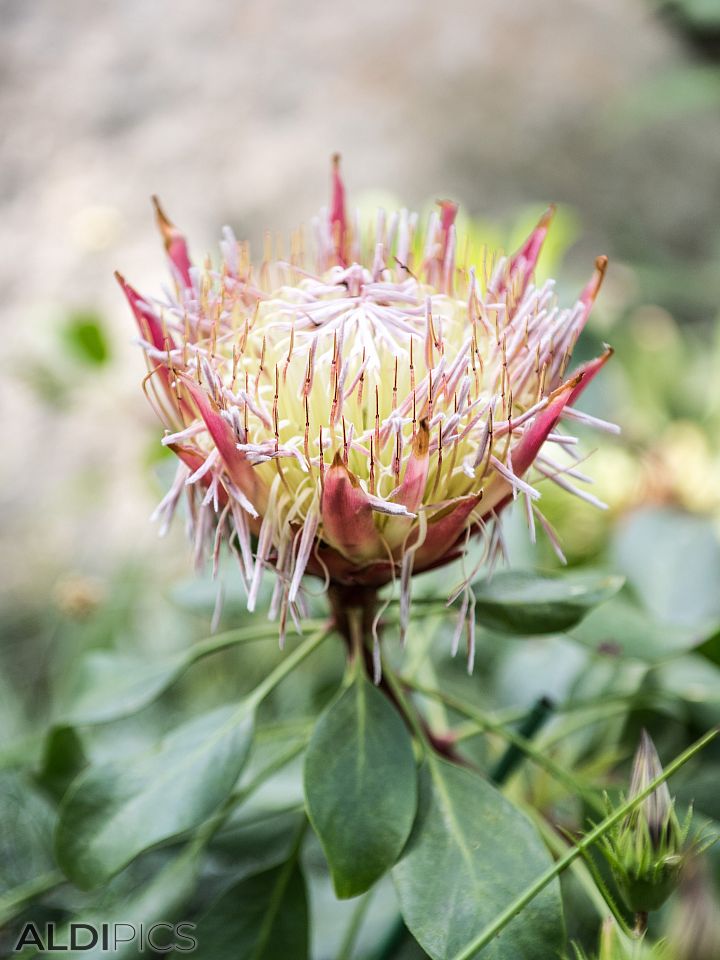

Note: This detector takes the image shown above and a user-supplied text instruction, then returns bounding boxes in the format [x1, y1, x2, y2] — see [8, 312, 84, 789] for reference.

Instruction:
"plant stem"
[186, 618, 329, 665]
[374, 916, 410, 960]
[187, 625, 329, 849]
[533, 815, 633, 940]
[329, 586, 461, 760]
[402, 677, 603, 811]
[193, 738, 309, 849]
[245, 624, 332, 709]
[382, 665, 432, 757]
[336, 888, 375, 960]
[450, 726, 718, 960]
[184, 597, 442, 676]
[491, 696, 555, 785]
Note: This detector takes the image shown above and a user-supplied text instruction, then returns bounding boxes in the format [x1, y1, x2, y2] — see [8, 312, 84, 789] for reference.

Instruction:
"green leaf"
[35, 726, 87, 802]
[55, 703, 254, 888]
[19, 845, 202, 960]
[674, 764, 720, 823]
[59, 650, 186, 726]
[57, 622, 321, 726]
[186, 854, 309, 960]
[210, 808, 307, 880]
[570, 596, 714, 661]
[473, 570, 623, 635]
[0, 771, 56, 893]
[0, 870, 64, 929]
[61, 311, 111, 366]
[304, 670, 417, 898]
[392, 760, 564, 960]
[656, 654, 720, 705]
[613, 507, 720, 625]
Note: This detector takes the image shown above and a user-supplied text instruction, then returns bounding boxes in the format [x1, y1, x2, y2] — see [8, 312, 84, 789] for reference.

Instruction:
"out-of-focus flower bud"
[600, 731, 690, 914]
[598, 917, 625, 960]
[666, 859, 720, 960]
[569, 917, 668, 959]
[53, 574, 105, 620]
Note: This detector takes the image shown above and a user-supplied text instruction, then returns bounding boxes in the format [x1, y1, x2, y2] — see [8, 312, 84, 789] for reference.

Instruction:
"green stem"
[538, 702, 642, 748]
[245, 625, 332, 709]
[336, 888, 375, 960]
[187, 628, 330, 850]
[491, 696, 555, 785]
[383, 666, 432, 758]
[401, 677, 603, 812]
[186, 618, 329, 665]
[193, 737, 309, 850]
[450, 726, 718, 960]
[182, 602, 440, 682]
[453, 704, 531, 742]
[374, 916, 410, 960]
[534, 815, 632, 940]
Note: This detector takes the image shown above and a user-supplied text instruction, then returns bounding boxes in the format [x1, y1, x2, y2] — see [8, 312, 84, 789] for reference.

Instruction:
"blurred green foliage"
[60, 311, 111, 368]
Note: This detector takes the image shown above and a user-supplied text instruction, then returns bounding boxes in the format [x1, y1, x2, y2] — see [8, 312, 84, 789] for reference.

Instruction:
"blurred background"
[2, 1, 720, 956]
[3, 0, 720, 606]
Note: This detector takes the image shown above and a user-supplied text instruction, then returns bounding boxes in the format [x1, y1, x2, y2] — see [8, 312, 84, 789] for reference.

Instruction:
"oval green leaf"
[21, 845, 202, 960]
[304, 670, 417, 899]
[393, 760, 564, 960]
[570, 596, 714, 661]
[35, 725, 87, 802]
[0, 770, 57, 915]
[210, 808, 307, 880]
[473, 570, 623, 635]
[613, 507, 720, 626]
[58, 623, 292, 727]
[186, 854, 309, 959]
[59, 651, 185, 726]
[55, 703, 254, 889]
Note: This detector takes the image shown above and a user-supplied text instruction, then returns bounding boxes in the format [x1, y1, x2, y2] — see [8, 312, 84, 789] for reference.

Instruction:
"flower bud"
[667, 859, 720, 960]
[592, 917, 626, 960]
[600, 731, 689, 913]
[568, 918, 667, 960]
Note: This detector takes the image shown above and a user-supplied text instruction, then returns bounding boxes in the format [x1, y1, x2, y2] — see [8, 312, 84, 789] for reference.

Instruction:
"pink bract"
[119, 160, 612, 656]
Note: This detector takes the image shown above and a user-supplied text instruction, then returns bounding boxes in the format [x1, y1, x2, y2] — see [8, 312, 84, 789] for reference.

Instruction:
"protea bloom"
[118, 159, 611, 666]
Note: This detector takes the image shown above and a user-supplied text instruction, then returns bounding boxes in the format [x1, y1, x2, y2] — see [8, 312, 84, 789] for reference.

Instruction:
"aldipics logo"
[13, 921, 197, 953]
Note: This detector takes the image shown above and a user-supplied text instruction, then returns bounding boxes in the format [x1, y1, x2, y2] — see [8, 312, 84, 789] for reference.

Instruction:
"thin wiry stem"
[450, 726, 718, 960]
[401, 676, 604, 812]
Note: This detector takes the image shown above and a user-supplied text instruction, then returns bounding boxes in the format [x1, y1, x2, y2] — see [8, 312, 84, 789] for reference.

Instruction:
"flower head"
[119, 160, 611, 648]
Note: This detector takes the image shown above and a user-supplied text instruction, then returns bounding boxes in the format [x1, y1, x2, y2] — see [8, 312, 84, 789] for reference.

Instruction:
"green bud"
[600, 731, 690, 914]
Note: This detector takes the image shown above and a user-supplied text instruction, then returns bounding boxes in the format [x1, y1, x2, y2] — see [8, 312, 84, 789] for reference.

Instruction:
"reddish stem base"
[328, 584, 463, 763]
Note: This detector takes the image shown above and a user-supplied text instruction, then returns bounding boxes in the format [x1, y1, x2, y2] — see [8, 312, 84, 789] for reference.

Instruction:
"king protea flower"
[118, 158, 611, 664]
